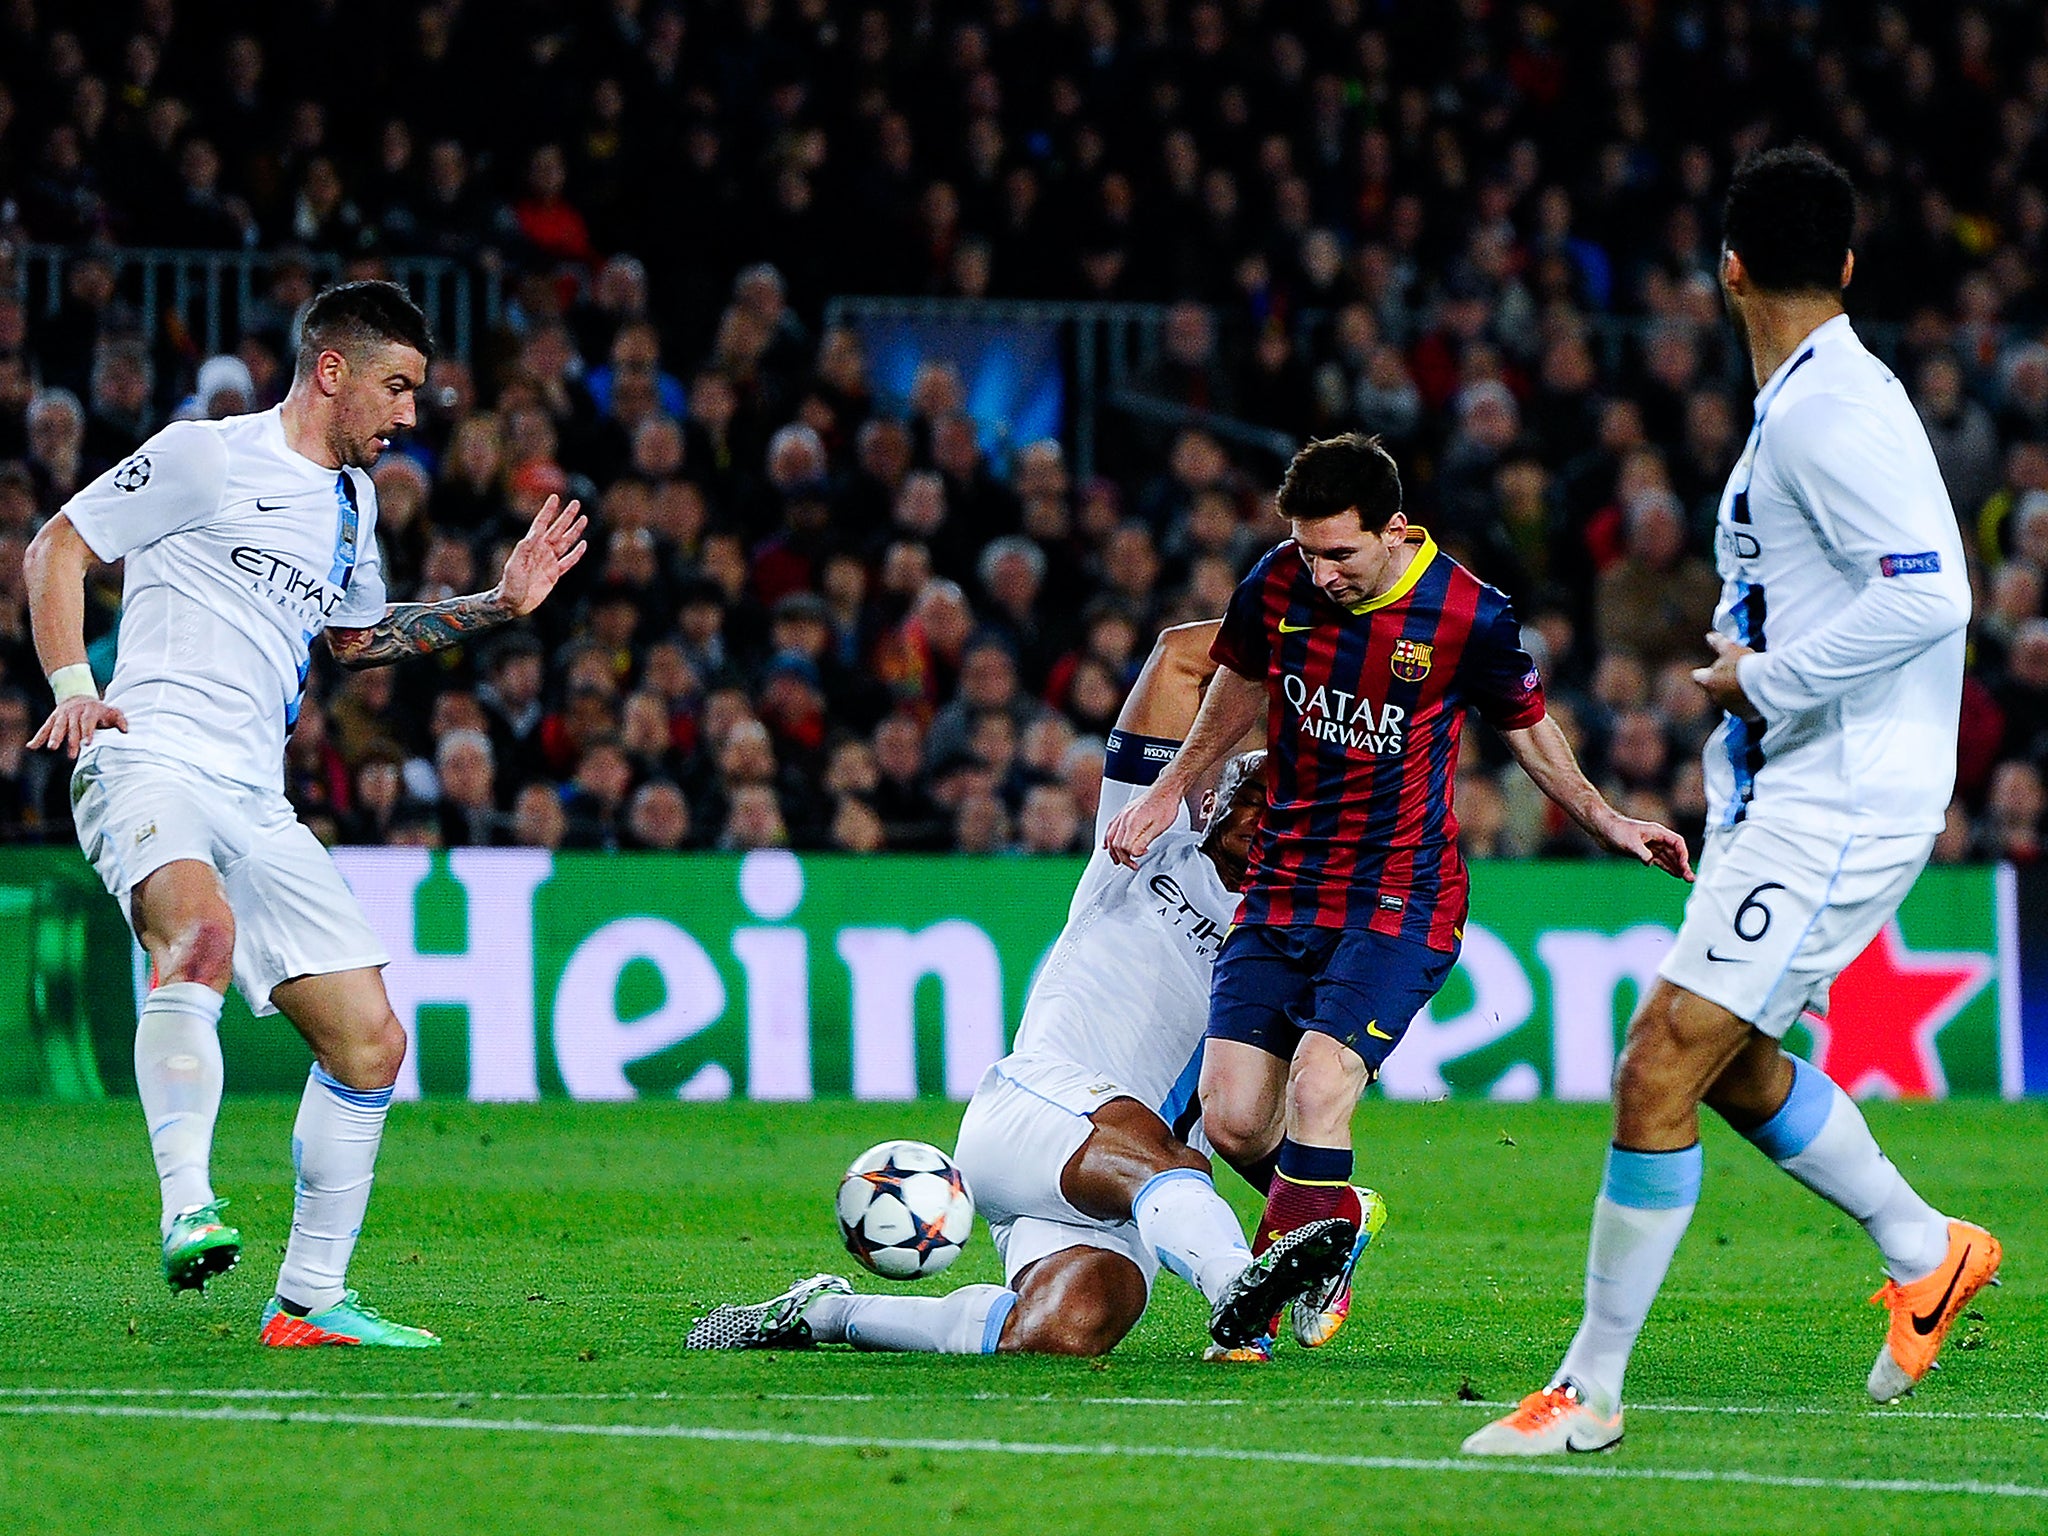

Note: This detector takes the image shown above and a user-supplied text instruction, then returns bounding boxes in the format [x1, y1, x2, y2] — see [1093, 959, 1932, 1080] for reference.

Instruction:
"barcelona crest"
[1390, 638, 1433, 682]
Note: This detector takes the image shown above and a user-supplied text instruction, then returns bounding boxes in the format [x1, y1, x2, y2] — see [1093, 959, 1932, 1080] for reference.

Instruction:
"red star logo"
[1802, 921, 1993, 1100]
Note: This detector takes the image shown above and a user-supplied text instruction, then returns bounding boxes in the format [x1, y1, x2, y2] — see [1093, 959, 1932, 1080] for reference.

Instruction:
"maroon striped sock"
[1251, 1140, 1356, 1254]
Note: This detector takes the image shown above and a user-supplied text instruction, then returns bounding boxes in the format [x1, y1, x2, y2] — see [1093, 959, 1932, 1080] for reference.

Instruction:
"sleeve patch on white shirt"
[1878, 552, 1941, 577]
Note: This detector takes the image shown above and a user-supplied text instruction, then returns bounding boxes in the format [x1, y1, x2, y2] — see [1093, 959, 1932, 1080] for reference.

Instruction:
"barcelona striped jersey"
[1211, 528, 1545, 951]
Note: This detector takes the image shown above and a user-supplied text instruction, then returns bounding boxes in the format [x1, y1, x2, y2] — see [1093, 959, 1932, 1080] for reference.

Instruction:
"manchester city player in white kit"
[1468, 150, 2002, 1456]
[25, 282, 586, 1347]
[689, 623, 1359, 1359]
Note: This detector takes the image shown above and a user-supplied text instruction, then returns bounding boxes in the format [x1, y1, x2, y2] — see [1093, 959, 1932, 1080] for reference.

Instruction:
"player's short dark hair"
[1722, 147, 1856, 296]
[1213, 749, 1267, 816]
[1275, 433, 1403, 532]
[295, 280, 435, 378]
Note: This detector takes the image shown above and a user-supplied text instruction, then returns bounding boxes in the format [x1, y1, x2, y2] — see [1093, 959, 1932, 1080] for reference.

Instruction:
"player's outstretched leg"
[776, 1284, 1018, 1354]
[137, 981, 237, 1290]
[1715, 1049, 2003, 1401]
[687, 1274, 855, 1350]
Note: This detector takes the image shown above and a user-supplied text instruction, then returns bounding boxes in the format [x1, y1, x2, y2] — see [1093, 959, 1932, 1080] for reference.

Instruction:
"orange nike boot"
[1866, 1220, 2002, 1403]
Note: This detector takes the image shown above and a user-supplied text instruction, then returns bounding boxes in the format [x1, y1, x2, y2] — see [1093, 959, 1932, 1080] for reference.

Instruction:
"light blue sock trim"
[1601, 1143, 1702, 1211]
[312, 1063, 394, 1111]
[980, 1290, 1019, 1354]
[1746, 1055, 1834, 1162]
[1132, 1166, 1213, 1211]
[1154, 1246, 1199, 1290]
[1136, 1168, 1219, 1291]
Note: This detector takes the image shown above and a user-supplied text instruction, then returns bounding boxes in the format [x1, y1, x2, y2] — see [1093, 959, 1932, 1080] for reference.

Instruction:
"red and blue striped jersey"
[1211, 529, 1545, 951]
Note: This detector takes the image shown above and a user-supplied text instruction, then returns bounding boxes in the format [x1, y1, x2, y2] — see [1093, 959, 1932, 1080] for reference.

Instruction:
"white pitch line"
[1, 1401, 2042, 1503]
[2, 1386, 2045, 1424]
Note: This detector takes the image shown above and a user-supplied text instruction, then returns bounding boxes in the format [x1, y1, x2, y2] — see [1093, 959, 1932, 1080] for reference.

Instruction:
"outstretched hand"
[497, 495, 587, 617]
[1598, 810, 1695, 882]
[28, 696, 128, 758]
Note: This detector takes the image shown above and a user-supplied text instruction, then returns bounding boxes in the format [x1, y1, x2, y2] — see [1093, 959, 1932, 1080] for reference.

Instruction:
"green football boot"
[259, 1291, 441, 1348]
[162, 1199, 241, 1292]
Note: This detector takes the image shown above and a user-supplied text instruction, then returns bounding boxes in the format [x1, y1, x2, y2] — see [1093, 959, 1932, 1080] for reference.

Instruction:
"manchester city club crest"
[1390, 637, 1433, 682]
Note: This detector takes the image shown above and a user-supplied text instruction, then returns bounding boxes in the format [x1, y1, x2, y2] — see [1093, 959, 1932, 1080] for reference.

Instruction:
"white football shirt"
[1011, 778, 1237, 1128]
[63, 408, 388, 791]
[1708, 314, 1971, 836]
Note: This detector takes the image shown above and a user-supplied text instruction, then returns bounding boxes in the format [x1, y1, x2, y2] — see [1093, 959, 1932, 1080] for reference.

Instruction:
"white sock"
[806, 1285, 1016, 1354]
[277, 1065, 392, 1314]
[1132, 1167, 1253, 1304]
[1554, 1144, 1702, 1417]
[1742, 1055, 1950, 1281]
[134, 982, 225, 1236]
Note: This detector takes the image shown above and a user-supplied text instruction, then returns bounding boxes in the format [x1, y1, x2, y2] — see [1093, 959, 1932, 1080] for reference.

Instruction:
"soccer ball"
[835, 1140, 975, 1280]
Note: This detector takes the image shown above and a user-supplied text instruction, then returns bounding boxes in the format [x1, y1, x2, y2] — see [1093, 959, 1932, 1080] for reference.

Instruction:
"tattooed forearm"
[326, 589, 517, 668]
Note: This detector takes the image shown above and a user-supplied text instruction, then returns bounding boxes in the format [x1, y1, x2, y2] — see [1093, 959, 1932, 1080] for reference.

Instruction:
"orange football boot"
[1866, 1220, 2002, 1402]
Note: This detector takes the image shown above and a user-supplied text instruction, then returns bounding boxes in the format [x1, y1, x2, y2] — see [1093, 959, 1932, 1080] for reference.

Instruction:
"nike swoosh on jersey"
[1704, 948, 1745, 963]
[1911, 1245, 1971, 1334]
[1364, 1020, 1393, 1040]
[1277, 619, 1313, 633]
[255, 498, 292, 511]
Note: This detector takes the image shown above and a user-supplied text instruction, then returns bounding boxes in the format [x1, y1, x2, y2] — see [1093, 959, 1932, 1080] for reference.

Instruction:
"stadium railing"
[15, 244, 500, 363]
[1102, 386, 1298, 465]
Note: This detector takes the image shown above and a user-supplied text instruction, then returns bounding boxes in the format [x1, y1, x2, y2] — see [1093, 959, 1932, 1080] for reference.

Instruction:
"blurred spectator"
[435, 729, 503, 848]
[1979, 761, 2045, 863]
[624, 779, 691, 851]
[511, 781, 568, 850]
[1915, 353, 2001, 523]
[722, 784, 790, 851]
[82, 340, 151, 472]
[1594, 490, 1723, 674]
[1017, 783, 1084, 855]
[175, 355, 255, 421]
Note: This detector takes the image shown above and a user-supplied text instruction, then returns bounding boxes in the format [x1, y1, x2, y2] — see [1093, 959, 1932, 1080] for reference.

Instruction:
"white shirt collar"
[1751, 312, 1853, 414]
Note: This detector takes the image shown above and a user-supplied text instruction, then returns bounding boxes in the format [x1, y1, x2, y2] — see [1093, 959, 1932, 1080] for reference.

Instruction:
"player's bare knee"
[999, 1292, 1108, 1357]
[367, 1012, 408, 1084]
[1039, 1289, 1130, 1356]
[163, 916, 235, 990]
[1201, 1100, 1274, 1165]
[329, 1012, 407, 1091]
[1285, 1050, 1362, 1139]
[1612, 1035, 1683, 1112]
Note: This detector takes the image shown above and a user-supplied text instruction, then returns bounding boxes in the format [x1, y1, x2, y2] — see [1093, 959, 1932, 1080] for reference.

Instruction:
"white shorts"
[72, 748, 388, 1017]
[952, 1053, 1159, 1294]
[1658, 819, 1934, 1038]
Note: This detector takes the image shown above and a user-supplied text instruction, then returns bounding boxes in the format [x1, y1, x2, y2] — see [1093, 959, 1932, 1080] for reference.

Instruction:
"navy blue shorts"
[1205, 924, 1459, 1075]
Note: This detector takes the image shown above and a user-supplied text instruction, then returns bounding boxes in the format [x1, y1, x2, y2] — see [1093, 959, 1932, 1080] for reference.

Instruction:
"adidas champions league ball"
[835, 1140, 976, 1280]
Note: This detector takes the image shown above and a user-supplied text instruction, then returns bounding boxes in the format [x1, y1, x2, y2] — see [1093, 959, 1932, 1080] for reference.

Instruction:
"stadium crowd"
[2, 0, 2048, 859]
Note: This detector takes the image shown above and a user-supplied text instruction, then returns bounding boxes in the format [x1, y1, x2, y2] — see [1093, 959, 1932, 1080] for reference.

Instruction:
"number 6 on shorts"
[1656, 822, 1933, 1041]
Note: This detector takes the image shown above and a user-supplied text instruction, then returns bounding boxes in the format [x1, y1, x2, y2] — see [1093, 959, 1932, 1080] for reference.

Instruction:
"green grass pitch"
[1, 1097, 2043, 1535]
